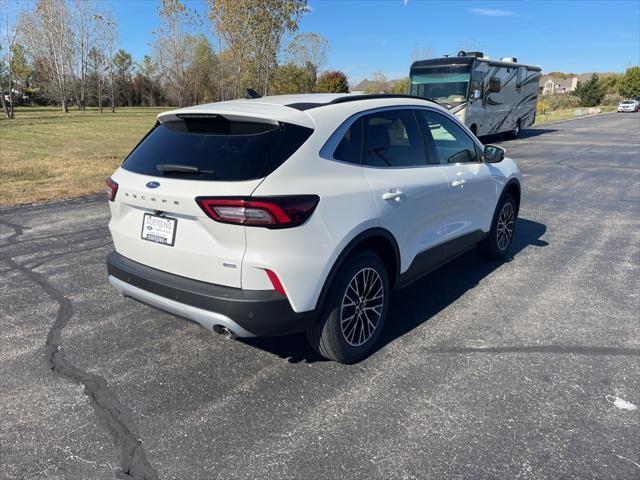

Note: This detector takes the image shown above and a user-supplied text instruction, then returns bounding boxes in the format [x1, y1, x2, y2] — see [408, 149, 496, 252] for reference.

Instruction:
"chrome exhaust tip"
[214, 325, 237, 340]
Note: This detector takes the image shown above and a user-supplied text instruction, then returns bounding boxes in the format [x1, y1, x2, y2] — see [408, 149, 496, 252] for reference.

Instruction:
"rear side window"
[122, 115, 313, 181]
[333, 117, 363, 164]
[362, 110, 428, 168]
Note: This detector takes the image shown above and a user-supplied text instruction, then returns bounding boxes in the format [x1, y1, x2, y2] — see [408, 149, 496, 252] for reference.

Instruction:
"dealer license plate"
[141, 213, 177, 246]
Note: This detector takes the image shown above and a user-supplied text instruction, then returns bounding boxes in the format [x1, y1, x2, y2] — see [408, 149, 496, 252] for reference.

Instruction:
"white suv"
[106, 93, 522, 363]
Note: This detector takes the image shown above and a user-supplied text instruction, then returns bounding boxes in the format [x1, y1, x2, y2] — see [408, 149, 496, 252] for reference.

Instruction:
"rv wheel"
[507, 119, 521, 139]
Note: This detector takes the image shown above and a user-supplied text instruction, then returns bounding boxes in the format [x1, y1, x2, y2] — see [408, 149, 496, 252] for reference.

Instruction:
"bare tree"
[153, 0, 199, 107]
[88, 46, 106, 112]
[21, 0, 74, 112]
[208, 0, 253, 99]
[71, 0, 102, 109]
[286, 32, 329, 76]
[252, 0, 307, 95]
[103, 14, 117, 112]
[366, 70, 388, 94]
[209, 0, 307, 97]
[0, 0, 20, 118]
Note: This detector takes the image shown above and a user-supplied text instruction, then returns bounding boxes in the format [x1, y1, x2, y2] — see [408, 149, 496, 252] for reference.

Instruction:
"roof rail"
[286, 93, 444, 111]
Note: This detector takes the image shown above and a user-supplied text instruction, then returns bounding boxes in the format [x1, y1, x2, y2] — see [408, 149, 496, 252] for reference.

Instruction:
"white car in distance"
[617, 99, 639, 113]
[106, 93, 522, 363]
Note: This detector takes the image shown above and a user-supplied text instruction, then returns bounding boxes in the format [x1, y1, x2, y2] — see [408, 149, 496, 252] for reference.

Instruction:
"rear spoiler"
[158, 101, 315, 129]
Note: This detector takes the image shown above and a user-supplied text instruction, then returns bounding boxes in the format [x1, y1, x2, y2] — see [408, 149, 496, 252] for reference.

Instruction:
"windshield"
[409, 71, 471, 106]
[622, 101, 635, 104]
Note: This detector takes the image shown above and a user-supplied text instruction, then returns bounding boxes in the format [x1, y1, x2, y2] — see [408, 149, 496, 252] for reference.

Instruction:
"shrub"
[602, 93, 624, 106]
[540, 94, 581, 111]
[617, 66, 640, 98]
[573, 73, 605, 107]
[270, 63, 315, 95]
[316, 70, 350, 93]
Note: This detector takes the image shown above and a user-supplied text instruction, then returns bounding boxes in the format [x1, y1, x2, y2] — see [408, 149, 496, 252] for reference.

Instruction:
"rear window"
[122, 115, 313, 181]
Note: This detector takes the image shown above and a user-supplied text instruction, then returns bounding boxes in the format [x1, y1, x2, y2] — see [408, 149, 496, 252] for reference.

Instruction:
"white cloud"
[468, 8, 514, 17]
[403, 0, 409, 5]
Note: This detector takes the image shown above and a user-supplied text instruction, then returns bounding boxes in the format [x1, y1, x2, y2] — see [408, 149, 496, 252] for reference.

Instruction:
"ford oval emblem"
[146, 181, 160, 189]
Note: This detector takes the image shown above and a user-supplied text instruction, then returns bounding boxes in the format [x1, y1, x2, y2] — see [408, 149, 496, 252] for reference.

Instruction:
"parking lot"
[1, 113, 639, 479]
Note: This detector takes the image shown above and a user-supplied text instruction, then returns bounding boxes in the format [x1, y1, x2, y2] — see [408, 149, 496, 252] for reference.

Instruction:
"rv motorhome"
[408, 51, 542, 138]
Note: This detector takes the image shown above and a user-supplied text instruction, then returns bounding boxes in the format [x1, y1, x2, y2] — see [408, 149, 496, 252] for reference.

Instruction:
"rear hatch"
[108, 106, 313, 288]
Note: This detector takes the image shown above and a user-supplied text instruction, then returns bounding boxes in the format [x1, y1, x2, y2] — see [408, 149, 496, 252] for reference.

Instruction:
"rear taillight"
[106, 177, 118, 202]
[196, 195, 319, 229]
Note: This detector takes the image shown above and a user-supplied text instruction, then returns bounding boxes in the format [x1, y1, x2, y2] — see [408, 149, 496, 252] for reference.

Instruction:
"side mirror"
[484, 145, 505, 163]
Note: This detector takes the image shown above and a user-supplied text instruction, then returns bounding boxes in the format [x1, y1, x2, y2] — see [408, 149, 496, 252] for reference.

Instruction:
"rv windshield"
[409, 72, 471, 107]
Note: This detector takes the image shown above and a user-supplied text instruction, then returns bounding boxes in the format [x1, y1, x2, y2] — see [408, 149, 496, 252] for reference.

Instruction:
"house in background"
[539, 73, 595, 94]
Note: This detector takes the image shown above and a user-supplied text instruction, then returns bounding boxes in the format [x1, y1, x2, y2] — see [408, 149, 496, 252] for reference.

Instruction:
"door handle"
[382, 189, 403, 201]
[451, 179, 466, 188]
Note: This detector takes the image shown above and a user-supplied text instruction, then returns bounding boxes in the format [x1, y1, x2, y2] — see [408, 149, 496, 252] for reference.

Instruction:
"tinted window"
[122, 115, 313, 181]
[418, 110, 478, 164]
[362, 110, 427, 168]
[333, 117, 362, 164]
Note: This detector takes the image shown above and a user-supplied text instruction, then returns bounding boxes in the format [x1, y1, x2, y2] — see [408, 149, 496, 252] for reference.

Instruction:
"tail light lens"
[196, 195, 319, 229]
[106, 177, 118, 202]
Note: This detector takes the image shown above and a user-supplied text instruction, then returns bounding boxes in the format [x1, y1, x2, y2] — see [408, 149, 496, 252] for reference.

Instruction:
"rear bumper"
[106, 251, 316, 337]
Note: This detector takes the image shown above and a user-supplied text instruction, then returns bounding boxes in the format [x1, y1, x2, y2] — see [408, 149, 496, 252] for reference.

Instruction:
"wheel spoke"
[340, 267, 385, 347]
[496, 202, 516, 250]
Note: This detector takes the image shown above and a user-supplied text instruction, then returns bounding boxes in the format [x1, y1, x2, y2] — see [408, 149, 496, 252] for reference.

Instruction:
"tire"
[507, 119, 521, 139]
[479, 193, 517, 260]
[306, 250, 390, 363]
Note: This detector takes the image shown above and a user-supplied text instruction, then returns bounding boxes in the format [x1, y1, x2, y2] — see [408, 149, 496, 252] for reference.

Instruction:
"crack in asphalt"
[0, 218, 159, 480]
[25, 240, 113, 270]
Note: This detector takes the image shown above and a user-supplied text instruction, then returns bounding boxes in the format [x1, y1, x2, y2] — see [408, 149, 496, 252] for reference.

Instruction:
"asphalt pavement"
[1, 112, 639, 480]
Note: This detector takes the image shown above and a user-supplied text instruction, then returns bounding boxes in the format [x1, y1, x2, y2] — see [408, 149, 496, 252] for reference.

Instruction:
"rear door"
[360, 108, 449, 278]
[417, 109, 496, 248]
[108, 114, 312, 288]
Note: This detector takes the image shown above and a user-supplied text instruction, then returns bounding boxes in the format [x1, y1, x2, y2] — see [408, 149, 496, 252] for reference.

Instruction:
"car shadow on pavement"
[481, 128, 557, 144]
[241, 218, 548, 364]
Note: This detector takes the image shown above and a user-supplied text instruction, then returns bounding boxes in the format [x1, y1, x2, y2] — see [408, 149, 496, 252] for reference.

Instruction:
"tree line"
[539, 68, 640, 113]
[0, 0, 350, 119]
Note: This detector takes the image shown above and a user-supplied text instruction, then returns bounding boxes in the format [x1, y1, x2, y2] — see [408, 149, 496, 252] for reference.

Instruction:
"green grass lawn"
[0, 106, 165, 205]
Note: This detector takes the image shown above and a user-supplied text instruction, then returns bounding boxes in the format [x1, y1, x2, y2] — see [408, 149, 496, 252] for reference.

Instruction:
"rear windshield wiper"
[156, 164, 215, 175]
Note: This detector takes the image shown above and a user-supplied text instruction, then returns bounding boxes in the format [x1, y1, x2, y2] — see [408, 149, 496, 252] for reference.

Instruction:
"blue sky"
[111, 0, 640, 84]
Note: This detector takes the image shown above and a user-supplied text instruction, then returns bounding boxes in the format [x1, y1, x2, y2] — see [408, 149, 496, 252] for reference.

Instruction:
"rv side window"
[489, 78, 501, 93]
[417, 110, 478, 165]
[470, 71, 484, 98]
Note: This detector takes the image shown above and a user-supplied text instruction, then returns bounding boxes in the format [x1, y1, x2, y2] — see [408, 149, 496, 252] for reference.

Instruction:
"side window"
[333, 117, 363, 164]
[489, 77, 501, 93]
[362, 110, 428, 168]
[418, 110, 478, 164]
[470, 71, 485, 98]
